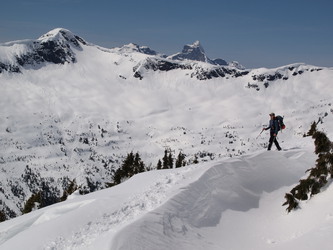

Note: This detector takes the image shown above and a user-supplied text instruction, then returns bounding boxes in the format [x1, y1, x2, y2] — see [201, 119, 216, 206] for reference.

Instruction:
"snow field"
[110, 148, 321, 250]
[1, 29, 333, 250]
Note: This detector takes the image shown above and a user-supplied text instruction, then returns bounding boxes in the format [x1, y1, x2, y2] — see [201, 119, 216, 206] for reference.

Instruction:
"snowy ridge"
[37, 28, 86, 45]
[111, 149, 320, 250]
[0, 28, 87, 73]
[168, 41, 212, 63]
[2, 147, 333, 249]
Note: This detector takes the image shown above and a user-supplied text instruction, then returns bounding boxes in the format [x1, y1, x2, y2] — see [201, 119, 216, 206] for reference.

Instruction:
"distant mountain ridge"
[0, 28, 239, 74]
[0, 28, 324, 79]
[0, 28, 331, 222]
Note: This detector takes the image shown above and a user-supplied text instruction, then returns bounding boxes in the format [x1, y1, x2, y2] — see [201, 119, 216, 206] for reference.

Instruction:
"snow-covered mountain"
[167, 40, 245, 69]
[0, 28, 87, 73]
[0, 27, 332, 239]
[168, 41, 213, 63]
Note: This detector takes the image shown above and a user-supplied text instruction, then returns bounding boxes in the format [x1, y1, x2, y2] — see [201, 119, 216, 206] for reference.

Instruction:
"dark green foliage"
[157, 159, 162, 170]
[158, 149, 187, 170]
[168, 152, 174, 169]
[310, 176, 327, 196]
[112, 152, 146, 185]
[105, 182, 116, 188]
[22, 192, 42, 214]
[162, 149, 173, 169]
[60, 179, 78, 202]
[133, 152, 145, 174]
[162, 150, 169, 169]
[327, 153, 333, 178]
[282, 193, 299, 213]
[283, 125, 333, 213]
[193, 155, 199, 164]
[175, 151, 186, 168]
[307, 121, 317, 137]
[112, 168, 123, 185]
[312, 131, 332, 154]
[0, 210, 6, 222]
[39, 181, 60, 207]
[290, 179, 310, 200]
[22, 181, 60, 214]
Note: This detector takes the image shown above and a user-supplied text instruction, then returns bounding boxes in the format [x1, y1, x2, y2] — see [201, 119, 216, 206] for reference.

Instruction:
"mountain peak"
[185, 40, 203, 51]
[38, 28, 87, 47]
[0, 28, 87, 72]
[38, 28, 73, 41]
[193, 40, 201, 46]
[169, 40, 212, 63]
[116, 43, 159, 56]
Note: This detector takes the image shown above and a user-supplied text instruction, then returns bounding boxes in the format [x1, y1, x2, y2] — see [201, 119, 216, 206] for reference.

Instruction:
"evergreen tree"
[307, 121, 317, 136]
[133, 152, 145, 174]
[112, 168, 123, 185]
[112, 151, 146, 184]
[175, 151, 186, 168]
[282, 193, 299, 213]
[283, 127, 333, 212]
[161, 149, 174, 169]
[312, 131, 332, 154]
[22, 192, 42, 214]
[0, 210, 6, 222]
[162, 150, 169, 169]
[168, 152, 174, 169]
[122, 151, 135, 177]
[157, 159, 162, 170]
[60, 179, 78, 201]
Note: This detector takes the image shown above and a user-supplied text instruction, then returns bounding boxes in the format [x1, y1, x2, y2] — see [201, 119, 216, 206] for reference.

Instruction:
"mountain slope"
[1, 146, 333, 250]
[0, 28, 332, 221]
[0, 28, 87, 73]
[168, 41, 213, 63]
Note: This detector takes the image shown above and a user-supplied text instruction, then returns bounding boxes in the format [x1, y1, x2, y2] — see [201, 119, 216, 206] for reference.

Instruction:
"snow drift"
[1, 146, 333, 250]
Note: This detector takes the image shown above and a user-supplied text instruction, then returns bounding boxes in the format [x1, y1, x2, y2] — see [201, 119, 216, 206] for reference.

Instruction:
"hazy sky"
[0, 0, 332, 68]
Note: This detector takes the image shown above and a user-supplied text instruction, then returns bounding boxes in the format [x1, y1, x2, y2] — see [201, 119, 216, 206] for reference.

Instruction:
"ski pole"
[256, 129, 264, 139]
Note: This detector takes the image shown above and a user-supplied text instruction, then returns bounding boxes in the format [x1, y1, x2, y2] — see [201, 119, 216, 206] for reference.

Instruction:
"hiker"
[262, 113, 282, 151]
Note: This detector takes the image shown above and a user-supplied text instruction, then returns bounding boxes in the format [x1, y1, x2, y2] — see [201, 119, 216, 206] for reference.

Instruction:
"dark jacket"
[265, 118, 279, 135]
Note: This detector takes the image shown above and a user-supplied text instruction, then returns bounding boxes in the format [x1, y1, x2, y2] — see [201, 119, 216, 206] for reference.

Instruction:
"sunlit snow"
[0, 28, 333, 250]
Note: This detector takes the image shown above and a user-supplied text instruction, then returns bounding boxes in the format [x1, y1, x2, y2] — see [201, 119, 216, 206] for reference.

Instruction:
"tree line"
[113, 149, 187, 185]
[0, 149, 188, 222]
[283, 121, 333, 212]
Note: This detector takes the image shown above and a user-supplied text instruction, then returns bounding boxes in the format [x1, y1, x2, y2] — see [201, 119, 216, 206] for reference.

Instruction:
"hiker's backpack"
[276, 115, 285, 131]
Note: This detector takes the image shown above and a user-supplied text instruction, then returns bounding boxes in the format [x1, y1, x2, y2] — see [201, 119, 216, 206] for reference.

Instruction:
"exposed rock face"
[212, 58, 228, 66]
[19, 28, 86, 66]
[0, 28, 86, 73]
[0, 62, 20, 73]
[133, 57, 249, 80]
[169, 41, 213, 64]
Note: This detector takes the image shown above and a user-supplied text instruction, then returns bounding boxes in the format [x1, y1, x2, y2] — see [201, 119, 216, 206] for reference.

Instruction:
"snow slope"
[0, 28, 333, 227]
[1, 144, 333, 249]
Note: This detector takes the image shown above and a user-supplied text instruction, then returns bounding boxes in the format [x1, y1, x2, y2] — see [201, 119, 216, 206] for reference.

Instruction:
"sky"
[0, 0, 332, 68]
